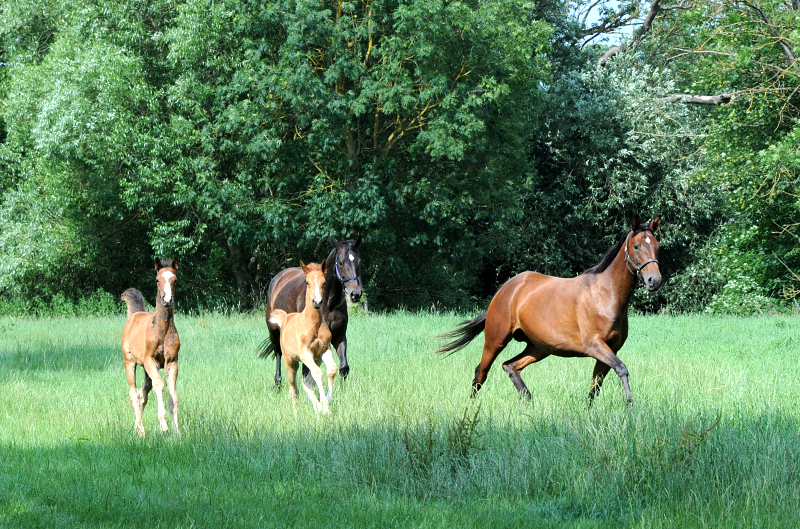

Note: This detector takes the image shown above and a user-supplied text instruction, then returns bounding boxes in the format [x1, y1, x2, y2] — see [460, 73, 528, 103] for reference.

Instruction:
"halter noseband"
[334, 260, 360, 286]
[624, 230, 659, 278]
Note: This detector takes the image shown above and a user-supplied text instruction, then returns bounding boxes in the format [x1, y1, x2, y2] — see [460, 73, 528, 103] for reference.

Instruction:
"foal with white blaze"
[120, 258, 180, 436]
[269, 262, 336, 413]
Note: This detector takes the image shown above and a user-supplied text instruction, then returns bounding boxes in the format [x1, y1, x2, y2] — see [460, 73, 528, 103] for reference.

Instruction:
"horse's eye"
[634, 245, 640, 250]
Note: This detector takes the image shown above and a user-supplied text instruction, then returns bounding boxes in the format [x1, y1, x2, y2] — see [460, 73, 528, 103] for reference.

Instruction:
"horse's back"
[121, 311, 154, 363]
[267, 267, 305, 316]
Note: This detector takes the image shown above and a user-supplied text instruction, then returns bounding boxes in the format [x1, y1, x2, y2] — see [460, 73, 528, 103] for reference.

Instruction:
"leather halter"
[624, 230, 659, 278]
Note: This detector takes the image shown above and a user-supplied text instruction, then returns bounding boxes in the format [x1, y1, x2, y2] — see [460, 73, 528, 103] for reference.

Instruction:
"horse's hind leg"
[284, 356, 300, 412]
[587, 360, 612, 407]
[472, 314, 513, 396]
[165, 360, 179, 436]
[501, 344, 549, 400]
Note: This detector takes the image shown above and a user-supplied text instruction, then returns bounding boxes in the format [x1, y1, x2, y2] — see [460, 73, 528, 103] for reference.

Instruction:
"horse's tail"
[255, 338, 276, 359]
[435, 311, 487, 356]
[121, 288, 146, 318]
[268, 310, 288, 330]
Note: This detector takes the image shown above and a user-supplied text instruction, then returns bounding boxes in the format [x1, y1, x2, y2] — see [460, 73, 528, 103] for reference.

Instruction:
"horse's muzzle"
[350, 289, 363, 303]
[644, 272, 662, 292]
[312, 299, 323, 310]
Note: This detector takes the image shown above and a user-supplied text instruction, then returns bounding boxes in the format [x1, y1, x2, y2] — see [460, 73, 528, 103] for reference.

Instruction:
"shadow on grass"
[0, 343, 118, 378]
[2, 409, 800, 528]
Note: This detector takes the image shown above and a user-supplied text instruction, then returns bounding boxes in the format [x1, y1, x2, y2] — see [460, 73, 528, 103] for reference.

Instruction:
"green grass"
[1, 312, 799, 528]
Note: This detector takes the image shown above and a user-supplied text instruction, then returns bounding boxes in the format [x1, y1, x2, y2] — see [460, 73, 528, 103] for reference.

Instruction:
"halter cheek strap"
[624, 231, 659, 278]
[335, 260, 360, 286]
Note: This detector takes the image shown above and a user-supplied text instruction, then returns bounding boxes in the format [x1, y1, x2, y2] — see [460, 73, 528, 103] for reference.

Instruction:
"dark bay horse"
[437, 217, 662, 405]
[257, 237, 362, 385]
[120, 258, 180, 436]
[269, 262, 336, 413]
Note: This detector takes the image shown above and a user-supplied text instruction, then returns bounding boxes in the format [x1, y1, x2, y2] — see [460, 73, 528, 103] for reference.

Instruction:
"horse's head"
[626, 216, 662, 291]
[329, 236, 363, 303]
[155, 258, 179, 307]
[301, 261, 326, 310]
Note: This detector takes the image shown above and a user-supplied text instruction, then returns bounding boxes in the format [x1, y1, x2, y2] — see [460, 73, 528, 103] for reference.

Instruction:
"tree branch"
[597, 0, 691, 67]
[670, 93, 733, 105]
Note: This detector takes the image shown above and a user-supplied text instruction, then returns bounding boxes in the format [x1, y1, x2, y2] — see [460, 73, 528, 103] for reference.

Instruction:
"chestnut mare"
[437, 217, 662, 405]
[120, 258, 180, 436]
[269, 262, 336, 412]
[257, 237, 362, 385]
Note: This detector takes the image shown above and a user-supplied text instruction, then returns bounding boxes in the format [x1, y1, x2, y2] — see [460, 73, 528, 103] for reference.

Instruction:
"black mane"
[583, 224, 653, 275]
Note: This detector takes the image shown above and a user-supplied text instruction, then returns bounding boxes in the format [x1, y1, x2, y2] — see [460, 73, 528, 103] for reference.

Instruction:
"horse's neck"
[301, 297, 325, 330]
[153, 299, 174, 333]
[323, 252, 344, 309]
[597, 247, 639, 311]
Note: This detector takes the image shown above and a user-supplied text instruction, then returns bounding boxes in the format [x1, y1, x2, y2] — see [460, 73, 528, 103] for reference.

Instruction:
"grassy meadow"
[1, 311, 799, 528]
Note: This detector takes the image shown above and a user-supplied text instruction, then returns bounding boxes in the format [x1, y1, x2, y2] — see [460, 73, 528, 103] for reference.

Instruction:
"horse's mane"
[583, 223, 653, 275]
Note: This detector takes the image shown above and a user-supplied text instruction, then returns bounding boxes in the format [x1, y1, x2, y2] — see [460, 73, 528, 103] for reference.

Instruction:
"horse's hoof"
[339, 366, 350, 379]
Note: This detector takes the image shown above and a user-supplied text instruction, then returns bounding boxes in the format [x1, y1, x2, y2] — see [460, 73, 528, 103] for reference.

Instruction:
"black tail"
[255, 338, 276, 359]
[435, 311, 487, 356]
[121, 288, 146, 318]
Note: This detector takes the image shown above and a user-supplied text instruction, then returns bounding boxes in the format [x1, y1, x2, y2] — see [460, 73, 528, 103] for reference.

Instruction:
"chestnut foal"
[269, 262, 336, 413]
[120, 258, 180, 436]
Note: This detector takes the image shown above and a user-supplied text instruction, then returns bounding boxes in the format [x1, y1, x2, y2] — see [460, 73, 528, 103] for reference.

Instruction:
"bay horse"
[437, 216, 662, 405]
[268, 262, 336, 412]
[257, 237, 362, 385]
[120, 258, 180, 436]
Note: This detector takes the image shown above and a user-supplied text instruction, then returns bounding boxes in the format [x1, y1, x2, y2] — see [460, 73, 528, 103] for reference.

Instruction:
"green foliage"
[1, 0, 796, 313]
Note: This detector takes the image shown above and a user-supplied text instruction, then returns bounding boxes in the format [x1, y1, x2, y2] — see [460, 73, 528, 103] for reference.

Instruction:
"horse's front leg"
[321, 349, 337, 402]
[298, 350, 329, 413]
[585, 338, 632, 405]
[332, 334, 349, 379]
[142, 357, 169, 432]
[124, 359, 146, 437]
[165, 360, 179, 436]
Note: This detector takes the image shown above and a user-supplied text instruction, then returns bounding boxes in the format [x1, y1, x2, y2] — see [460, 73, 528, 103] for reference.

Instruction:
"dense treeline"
[0, 0, 797, 313]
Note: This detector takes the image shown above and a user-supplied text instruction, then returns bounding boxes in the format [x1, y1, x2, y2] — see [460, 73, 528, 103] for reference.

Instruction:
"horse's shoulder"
[324, 307, 347, 334]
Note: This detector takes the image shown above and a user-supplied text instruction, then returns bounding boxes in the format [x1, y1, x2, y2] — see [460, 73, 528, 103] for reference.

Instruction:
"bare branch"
[670, 93, 733, 105]
[598, 0, 667, 67]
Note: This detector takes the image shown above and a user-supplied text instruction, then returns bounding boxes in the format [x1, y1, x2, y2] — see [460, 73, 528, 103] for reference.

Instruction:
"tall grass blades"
[1, 313, 799, 527]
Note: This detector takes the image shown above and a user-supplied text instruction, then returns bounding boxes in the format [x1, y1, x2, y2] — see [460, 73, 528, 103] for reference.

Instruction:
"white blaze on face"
[645, 236, 651, 244]
[313, 275, 322, 304]
[161, 271, 175, 303]
[348, 253, 354, 262]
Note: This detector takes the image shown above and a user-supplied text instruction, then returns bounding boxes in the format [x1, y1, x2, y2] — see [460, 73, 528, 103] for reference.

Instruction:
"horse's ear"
[321, 260, 327, 274]
[630, 215, 641, 232]
[650, 216, 662, 232]
[154, 258, 163, 271]
[300, 261, 309, 274]
[329, 237, 340, 248]
[354, 236, 362, 248]
[171, 258, 179, 271]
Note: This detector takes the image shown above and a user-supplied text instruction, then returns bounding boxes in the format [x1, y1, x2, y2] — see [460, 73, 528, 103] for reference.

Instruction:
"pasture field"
[1, 312, 799, 528]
